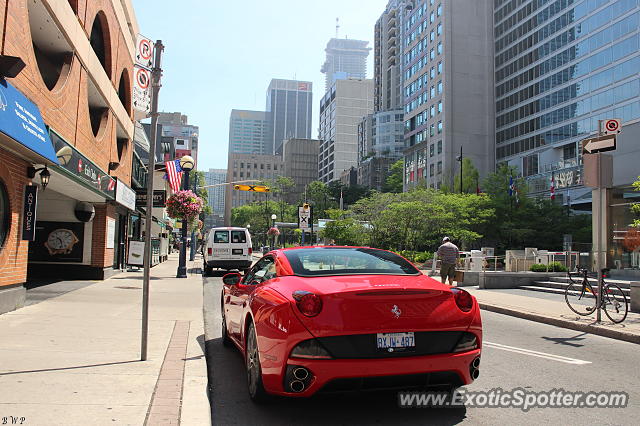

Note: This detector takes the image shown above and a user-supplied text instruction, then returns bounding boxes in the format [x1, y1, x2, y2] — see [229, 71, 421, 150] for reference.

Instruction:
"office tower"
[265, 79, 313, 155]
[321, 38, 371, 91]
[224, 154, 284, 225]
[228, 110, 269, 155]
[203, 169, 227, 229]
[319, 78, 375, 183]
[403, 0, 494, 191]
[282, 138, 321, 203]
[494, 0, 640, 203]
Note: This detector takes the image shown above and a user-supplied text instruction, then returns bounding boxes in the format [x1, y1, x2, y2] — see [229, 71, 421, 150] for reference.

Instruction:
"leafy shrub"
[530, 261, 567, 272]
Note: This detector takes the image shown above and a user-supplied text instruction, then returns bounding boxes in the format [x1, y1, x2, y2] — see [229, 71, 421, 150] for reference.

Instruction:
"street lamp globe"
[180, 155, 195, 172]
[246, 224, 251, 229]
[271, 214, 277, 220]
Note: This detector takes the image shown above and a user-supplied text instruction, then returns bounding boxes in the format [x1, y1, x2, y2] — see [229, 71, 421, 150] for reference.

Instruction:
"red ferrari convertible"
[220, 246, 482, 401]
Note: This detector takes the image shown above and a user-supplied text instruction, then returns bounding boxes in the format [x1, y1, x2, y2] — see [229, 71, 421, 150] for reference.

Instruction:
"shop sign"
[0, 80, 59, 164]
[115, 179, 136, 211]
[106, 218, 116, 249]
[22, 185, 38, 241]
[49, 131, 115, 198]
[136, 190, 166, 208]
[28, 221, 84, 262]
[127, 240, 145, 266]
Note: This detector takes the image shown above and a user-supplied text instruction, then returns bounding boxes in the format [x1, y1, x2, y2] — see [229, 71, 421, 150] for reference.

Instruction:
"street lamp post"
[456, 146, 463, 194]
[271, 214, 277, 250]
[176, 155, 195, 278]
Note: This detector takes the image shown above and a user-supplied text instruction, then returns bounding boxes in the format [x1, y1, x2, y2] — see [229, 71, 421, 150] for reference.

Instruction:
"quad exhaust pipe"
[470, 357, 481, 380]
[290, 380, 305, 393]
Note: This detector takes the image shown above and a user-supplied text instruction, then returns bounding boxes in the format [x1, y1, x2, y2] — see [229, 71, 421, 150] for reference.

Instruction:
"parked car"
[220, 246, 482, 401]
[203, 227, 252, 276]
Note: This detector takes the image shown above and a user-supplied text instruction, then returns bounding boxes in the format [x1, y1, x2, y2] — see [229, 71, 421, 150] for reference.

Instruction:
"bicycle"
[565, 268, 628, 323]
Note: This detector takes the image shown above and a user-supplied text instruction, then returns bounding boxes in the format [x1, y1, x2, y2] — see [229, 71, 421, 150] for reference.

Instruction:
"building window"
[430, 144, 434, 157]
[437, 140, 442, 154]
[437, 81, 442, 94]
[430, 48, 435, 60]
[430, 164, 435, 177]
[430, 86, 435, 97]
[240, 162, 244, 168]
[274, 164, 278, 171]
[437, 4, 442, 16]
[437, 121, 443, 133]
[430, 30, 435, 42]
[430, 105, 435, 117]
[437, 23, 442, 35]
[430, 124, 435, 137]
[240, 171, 244, 178]
[438, 101, 442, 113]
[523, 154, 539, 177]
[0, 179, 9, 250]
[437, 161, 442, 174]
[438, 62, 442, 74]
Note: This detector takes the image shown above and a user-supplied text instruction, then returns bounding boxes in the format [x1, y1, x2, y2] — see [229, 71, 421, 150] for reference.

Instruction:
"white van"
[204, 227, 253, 275]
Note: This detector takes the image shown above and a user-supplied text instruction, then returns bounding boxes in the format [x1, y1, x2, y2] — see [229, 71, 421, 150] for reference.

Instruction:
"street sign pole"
[141, 40, 164, 361]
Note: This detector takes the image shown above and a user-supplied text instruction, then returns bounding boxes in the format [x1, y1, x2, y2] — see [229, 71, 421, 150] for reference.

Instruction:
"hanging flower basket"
[166, 190, 203, 223]
[267, 226, 280, 236]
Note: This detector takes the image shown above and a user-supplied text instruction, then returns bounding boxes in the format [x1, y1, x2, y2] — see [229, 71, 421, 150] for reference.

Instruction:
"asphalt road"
[203, 274, 639, 425]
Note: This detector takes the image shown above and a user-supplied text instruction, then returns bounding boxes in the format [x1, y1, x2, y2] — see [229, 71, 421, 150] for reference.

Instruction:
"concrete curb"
[479, 303, 640, 345]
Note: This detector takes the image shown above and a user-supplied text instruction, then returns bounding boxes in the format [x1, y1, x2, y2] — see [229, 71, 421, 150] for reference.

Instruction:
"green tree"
[632, 175, 640, 227]
[263, 176, 295, 220]
[190, 170, 212, 216]
[382, 159, 404, 193]
[453, 158, 480, 194]
[305, 181, 336, 218]
[328, 181, 369, 207]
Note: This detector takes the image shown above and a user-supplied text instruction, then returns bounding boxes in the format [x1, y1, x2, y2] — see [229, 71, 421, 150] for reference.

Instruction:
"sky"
[134, 0, 389, 171]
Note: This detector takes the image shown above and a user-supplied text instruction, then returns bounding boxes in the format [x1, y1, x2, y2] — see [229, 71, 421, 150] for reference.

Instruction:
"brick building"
[0, 0, 139, 314]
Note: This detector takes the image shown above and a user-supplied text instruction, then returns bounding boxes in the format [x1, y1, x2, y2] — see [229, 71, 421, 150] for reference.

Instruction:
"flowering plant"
[267, 226, 280, 236]
[166, 190, 203, 222]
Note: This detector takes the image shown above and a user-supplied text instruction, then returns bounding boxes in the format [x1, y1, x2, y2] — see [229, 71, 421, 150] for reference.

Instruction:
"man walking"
[437, 237, 459, 285]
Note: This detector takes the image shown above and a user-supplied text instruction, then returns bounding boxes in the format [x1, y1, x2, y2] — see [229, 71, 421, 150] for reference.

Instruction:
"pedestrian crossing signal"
[233, 184, 270, 192]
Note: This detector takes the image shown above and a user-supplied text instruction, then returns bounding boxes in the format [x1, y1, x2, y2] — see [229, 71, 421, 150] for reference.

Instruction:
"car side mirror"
[222, 272, 242, 286]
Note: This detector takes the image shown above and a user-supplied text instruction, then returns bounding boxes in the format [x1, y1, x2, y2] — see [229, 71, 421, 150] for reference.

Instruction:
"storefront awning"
[0, 79, 59, 164]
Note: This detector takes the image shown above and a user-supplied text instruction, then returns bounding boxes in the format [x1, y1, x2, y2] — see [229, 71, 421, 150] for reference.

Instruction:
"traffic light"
[233, 184, 270, 192]
[303, 203, 310, 210]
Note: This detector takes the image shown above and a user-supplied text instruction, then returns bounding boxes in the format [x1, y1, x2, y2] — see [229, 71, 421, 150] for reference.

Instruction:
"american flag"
[165, 159, 183, 192]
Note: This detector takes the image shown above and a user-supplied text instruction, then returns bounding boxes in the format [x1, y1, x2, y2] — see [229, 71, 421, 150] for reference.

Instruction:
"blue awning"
[0, 79, 59, 164]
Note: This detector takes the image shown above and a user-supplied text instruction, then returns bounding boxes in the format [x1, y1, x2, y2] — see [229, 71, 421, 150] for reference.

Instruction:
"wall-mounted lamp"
[27, 166, 51, 190]
[0, 55, 26, 78]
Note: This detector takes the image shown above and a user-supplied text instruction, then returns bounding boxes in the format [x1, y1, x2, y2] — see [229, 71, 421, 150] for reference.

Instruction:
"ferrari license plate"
[376, 332, 415, 349]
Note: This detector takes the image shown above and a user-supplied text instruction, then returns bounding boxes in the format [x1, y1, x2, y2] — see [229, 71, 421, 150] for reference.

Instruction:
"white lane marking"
[483, 341, 591, 365]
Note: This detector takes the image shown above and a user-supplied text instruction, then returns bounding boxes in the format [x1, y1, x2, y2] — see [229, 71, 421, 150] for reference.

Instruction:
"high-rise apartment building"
[203, 169, 227, 229]
[321, 38, 371, 91]
[494, 0, 640, 203]
[403, 0, 494, 191]
[228, 110, 269, 155]
[375, 0, 410, 112]
[319, 78, 375, 183]
[157, 112, 200, 167]
[265, 79, 313, 155]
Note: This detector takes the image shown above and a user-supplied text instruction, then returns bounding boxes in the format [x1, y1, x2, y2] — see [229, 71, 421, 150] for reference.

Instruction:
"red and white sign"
[135, 34, 154, 69]
[133, 65, 151, 116]
[601, 118, 622, 135]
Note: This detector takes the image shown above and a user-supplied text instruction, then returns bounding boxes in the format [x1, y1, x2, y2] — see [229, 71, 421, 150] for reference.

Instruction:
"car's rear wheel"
[246, 322, 268, 402]
[221, 307, 232, 347]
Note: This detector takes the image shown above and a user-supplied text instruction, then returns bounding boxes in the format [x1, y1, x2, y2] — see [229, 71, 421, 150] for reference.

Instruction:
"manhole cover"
[114, 286, 141, 290]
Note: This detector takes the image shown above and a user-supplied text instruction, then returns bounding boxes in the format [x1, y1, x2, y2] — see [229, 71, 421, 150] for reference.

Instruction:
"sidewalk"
[0, 254, 210, 425]
[466, 287, 640, 345]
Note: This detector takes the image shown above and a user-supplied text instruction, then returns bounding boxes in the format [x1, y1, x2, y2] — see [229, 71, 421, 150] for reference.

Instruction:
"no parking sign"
[600, 119, 622, 135]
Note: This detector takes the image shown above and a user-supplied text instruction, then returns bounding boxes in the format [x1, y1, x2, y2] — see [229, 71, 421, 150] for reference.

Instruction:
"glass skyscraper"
[228, 110, 269, 155]
[495, 0, 640, 202]
[265, 79, 313, 155]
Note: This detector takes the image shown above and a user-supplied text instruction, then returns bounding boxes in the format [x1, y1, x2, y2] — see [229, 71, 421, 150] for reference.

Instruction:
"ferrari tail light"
[453, 332, 478, 352]
[292, 291, 323, 317]
[291, 339, 332, 359]
[451, 288, 473, 312]
[207, 248, 212, 256]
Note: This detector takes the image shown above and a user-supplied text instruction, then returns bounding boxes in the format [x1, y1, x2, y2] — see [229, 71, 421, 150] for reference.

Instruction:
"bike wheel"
[565, 281, 596, 316]
[602, 283, 628, 324]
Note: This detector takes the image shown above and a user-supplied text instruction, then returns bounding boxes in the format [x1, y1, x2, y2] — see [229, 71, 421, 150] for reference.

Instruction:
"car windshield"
[283, 247, 420, 277]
